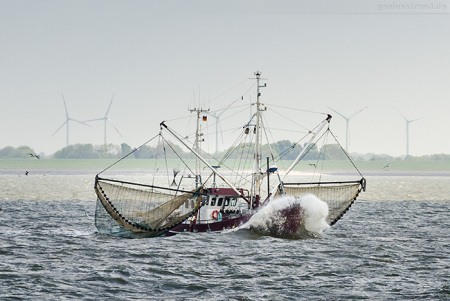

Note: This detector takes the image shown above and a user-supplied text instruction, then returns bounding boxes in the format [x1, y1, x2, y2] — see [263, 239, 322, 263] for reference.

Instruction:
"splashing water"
[240, 194, 330, 239]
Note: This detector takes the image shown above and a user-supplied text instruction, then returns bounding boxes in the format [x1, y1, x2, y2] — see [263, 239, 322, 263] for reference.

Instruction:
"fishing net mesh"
[94, 178, 202, 235]
[282, 181, 363, 225]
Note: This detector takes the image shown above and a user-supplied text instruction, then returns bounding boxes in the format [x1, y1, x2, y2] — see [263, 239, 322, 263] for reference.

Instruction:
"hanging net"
[94, 177, 203, 237]
[280, 179, 366, 226]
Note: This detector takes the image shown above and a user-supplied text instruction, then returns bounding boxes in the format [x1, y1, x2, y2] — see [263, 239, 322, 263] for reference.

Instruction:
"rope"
[160, 134, 195, 176]
[328, 129, 365, 179]
[208, 79, 255, 106]
[97, 133, 160, 175]
[268, 107, 311, 132]
[264, 103, 328, 116]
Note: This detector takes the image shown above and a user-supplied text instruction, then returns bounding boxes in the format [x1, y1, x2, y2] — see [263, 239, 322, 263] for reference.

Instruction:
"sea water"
[0, 172, 449, 300]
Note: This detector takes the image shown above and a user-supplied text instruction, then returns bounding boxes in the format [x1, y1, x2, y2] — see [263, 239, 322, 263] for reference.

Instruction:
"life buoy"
[211, 210, 219, 220]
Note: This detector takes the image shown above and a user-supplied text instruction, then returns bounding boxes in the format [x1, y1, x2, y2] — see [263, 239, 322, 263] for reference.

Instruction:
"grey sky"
[1, 0, 449, 156]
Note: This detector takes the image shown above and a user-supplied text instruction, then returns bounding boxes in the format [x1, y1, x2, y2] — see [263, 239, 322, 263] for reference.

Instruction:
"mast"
[189, 107, 209, 187]
[252, 71, 266, 207]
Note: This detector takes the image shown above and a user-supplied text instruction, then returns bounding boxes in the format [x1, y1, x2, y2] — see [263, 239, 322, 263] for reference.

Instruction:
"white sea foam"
[240, 194, 329, 238]
[299, 194, 330, 234]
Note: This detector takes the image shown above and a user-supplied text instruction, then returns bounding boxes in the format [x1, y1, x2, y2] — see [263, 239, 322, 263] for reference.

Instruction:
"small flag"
[203, 116, 207, 121]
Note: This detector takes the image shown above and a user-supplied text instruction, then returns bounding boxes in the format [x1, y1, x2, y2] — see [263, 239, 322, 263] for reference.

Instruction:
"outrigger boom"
[160, 121, 250, 203]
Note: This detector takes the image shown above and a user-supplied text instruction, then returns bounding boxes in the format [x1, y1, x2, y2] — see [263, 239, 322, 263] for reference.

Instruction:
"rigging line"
[200, 130, 251, 187]
[160, 134, 196, 176]
[97, 133, 160, 175]
[208, 79, 256, 105]
[289, 127, 329, 175]
[162, 137, 170, 187]
[283, 116, 332, 163]
[265, 103, 328, 115]
[274, 131, 310, 161]
[234, 137, 251, 187]
[274, 117, 327, 161]
[217, 124, 248, 164]
[198, 133, 249, 187]
[328, 128, 364, 178]
[260, 113, 293, 170]
[208, 103, 250, 116]
[209, 104, 251, 126]
[263, 127, 307, 134]
[215, 131, 252, 183]
[268, 107, 311, 132]
[241, 142, 255, 187]
[316, 129, 330, 183]
[260, 115, 275, 162]
[151, 134, 162, 188]
[163, 114, 193, 123]
[211, 94, 248, 115]
[279, 120, 331, 184]
[181, 104, 250, 142]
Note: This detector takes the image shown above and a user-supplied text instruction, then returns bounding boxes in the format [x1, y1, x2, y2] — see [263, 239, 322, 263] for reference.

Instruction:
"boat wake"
[239, 194, 330, 239]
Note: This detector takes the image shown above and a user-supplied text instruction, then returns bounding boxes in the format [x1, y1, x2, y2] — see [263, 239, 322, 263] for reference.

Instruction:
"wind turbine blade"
[107, 118, 123, 137]
[71, 118, 91, 127]
[410, 116, 425, 123]
[61, 94, 69, 119]
[105, 92, 115, 117]
[327, 106, 348, 120]
[216, 97, 238, 116]
[349, 106, 369, 119]
[52, 121, 67, 136]
[393, 106, 408, 121]
[83, 118, 105, 123]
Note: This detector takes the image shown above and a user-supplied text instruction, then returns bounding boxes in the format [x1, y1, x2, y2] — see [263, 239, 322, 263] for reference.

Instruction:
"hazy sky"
[1, 0, 449, 157]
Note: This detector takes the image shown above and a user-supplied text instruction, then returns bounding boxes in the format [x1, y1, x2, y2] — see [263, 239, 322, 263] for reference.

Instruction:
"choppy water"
[1, 173, 449, 300]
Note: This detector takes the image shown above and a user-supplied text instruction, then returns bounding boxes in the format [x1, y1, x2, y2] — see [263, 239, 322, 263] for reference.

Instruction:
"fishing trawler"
[94, 72, 366, 238]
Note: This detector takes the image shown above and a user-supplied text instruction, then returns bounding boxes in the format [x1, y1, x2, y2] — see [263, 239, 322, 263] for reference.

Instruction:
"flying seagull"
[29, 153, 40, 159]
[171, 168, 180, 186]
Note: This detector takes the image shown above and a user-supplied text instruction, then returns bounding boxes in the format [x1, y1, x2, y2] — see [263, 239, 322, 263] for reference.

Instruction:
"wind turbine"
[328, 106, 368, 153]
[84, 93, 123, 145]
[52, 94, 90, 146]
[205, 99, 237, 153]
[394, 107, 424, 156]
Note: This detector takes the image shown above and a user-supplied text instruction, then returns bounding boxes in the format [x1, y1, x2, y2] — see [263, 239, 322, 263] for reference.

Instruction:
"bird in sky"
[29, 153, 40, 159]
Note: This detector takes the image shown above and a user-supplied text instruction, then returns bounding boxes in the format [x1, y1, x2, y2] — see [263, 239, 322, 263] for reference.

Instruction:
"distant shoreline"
[1, 158, 450, 176]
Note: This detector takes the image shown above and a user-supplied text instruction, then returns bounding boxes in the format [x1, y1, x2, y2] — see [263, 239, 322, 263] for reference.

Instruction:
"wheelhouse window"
[231, 198, 237, 206]
[217, 198, 223, 207]
[211, 197, 216, 206]
[224, 197, 230, 207]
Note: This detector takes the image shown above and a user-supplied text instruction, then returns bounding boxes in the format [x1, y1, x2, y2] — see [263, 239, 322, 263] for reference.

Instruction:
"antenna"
[188, 106, 210, 187]
[84, 93, 123, 145]
[327, 106, 368, 153]
[52, 94, 90, 146]
[393, 107, 424, 156]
